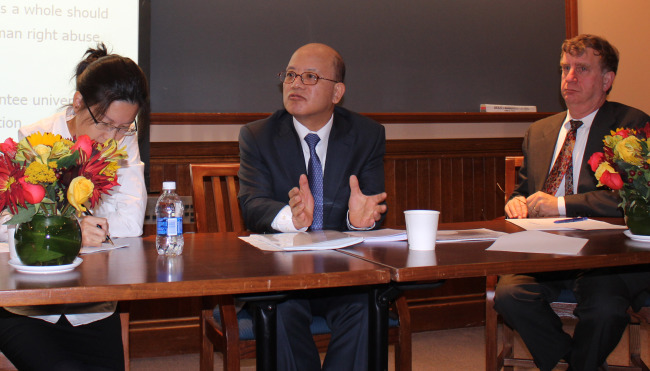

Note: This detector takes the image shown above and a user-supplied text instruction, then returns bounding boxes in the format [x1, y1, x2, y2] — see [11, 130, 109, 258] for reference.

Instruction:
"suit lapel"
[533, 114, 565, 190]
[273, 115, 307, 184]
[323, 112, 353, 219]
[578, 101, 614, 191]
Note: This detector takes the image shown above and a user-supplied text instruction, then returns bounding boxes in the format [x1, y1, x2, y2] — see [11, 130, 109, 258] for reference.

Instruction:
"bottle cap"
[162, 181, 176, 190]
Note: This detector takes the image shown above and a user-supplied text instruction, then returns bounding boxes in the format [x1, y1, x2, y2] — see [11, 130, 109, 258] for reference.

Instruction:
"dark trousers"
[0, 308, 124, 371]
[275, 289, 369, 371]
[494, 267, 650, 371]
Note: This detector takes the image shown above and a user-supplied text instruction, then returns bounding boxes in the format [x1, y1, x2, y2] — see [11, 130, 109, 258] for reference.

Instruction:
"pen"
[83, 210, 115, 246]
[554, 217, 588, 224]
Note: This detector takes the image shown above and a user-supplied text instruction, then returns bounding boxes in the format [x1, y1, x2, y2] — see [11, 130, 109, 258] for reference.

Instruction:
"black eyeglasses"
[83, 99, 138, 136]
[278, 71, 340, 85]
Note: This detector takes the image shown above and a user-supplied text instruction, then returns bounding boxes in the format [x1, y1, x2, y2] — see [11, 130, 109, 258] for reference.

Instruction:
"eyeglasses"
[83, 99, 138, 136]
[278, 71, 340, 85]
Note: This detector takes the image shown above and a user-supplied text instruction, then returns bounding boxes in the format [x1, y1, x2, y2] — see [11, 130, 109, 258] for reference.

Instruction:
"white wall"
[578, 0, 650, 115]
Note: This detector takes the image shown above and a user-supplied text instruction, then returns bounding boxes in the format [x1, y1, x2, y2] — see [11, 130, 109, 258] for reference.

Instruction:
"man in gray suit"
[496, 34, 650, 371]
[238, 43, 387, 370]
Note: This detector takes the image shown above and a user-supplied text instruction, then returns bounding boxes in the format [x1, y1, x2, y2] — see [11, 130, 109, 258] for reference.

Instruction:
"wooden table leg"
[486, 274, 500, 371]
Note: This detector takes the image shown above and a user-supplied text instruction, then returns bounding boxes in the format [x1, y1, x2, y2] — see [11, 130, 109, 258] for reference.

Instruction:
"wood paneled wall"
[148, 137, 522, 225]
[131, 136, 523, 358]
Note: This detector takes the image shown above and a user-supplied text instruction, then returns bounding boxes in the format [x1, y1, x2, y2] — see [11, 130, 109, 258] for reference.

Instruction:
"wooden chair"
[190, 163, 412, 371]
[503, 156, 523, 202]
[489, 155, 649, 370]
[190, 163, 245, 234]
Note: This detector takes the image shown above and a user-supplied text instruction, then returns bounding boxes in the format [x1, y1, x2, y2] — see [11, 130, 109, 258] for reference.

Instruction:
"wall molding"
[150, 112, 556, 126]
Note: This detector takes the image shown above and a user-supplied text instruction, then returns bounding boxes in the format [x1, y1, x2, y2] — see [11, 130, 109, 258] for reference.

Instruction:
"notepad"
[242, 230, 364, 252]
[345, 229, 407, 242]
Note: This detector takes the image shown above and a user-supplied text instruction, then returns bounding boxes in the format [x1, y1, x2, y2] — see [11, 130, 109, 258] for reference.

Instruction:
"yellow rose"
[67, 176, 94, 213]
[50, 141, 73, 160]
[33, 144, 52, 164]
[594, 162, 624, 189]
[614, 136, 643, 166]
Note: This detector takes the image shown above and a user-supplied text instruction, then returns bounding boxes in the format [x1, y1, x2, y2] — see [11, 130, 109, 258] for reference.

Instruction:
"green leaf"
[6, 205, 37, 224]
[56, 152, 79, 168]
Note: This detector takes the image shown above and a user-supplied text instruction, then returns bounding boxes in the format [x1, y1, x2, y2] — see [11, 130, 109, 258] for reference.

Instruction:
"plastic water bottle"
[155, 181, 184, 255]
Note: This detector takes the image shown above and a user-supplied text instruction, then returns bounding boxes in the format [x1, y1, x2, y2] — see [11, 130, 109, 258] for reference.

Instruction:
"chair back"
[504, 156, 523, 202]
[190, 163, 244, 233]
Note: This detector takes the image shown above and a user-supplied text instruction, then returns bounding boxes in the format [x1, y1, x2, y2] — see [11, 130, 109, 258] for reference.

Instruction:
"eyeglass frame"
[82, 98, 138, 136]
[278, 70, 341, 85]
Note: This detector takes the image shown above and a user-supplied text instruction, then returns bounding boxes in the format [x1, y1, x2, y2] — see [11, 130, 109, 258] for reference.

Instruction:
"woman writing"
[0, 43, 148, 371]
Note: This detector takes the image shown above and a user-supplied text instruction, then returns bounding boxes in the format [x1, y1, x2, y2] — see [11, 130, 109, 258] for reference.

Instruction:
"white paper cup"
[406, 250, 437, 266]
[404, 210, 440, 250]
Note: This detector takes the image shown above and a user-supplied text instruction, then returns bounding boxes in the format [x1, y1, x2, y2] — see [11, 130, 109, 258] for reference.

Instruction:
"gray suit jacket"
[238, 106, 386, 233]
[512, 101, 650, 217]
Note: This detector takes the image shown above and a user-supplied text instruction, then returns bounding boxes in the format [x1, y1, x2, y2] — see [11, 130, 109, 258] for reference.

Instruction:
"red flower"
[71, 135, 93, 158]
[18, 177, 45, 204]
[74, 151, 120, 208]
[0, 156, 27, 213]
[588, 152, 605, 172]
[639, 122, 650, 139]
[600, 170, 624, 190]
[0, 138, 17, 159]
[613, 128, 632, 138]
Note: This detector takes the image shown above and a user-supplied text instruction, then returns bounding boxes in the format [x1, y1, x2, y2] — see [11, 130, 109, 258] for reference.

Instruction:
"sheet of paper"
[436, 228, 507, 243]
[507, 218, 627, 231]
[345, 228, 407, 242]
[80, 239, 129, 254]
[242, 230, 364, 252]
[487, 230, 588, 255]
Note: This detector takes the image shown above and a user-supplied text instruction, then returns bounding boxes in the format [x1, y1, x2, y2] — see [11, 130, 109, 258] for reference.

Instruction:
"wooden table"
[0, 233, 391, 371]
[339, 219, 650, 371]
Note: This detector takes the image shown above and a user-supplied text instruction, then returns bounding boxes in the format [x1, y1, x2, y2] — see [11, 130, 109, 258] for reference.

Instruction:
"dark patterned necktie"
[542, 120, 583, 196]
[305, 133, 323, 230]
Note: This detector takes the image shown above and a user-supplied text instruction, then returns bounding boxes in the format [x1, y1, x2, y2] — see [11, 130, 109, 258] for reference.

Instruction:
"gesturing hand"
[348, 175, 387, 228]
[288, 174, 314, 230]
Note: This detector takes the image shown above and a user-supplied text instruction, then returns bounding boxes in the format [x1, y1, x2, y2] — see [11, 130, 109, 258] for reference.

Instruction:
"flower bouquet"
[0, 132, 126, 265]
[588, 122, 650, 235]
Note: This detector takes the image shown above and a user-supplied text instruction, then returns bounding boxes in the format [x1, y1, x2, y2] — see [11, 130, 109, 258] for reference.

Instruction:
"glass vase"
[624, 202, 650, 236]
[14, 214, 82, 266]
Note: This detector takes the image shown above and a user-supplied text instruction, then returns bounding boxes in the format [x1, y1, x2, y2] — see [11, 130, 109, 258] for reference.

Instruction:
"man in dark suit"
[238, 43, 387, 371]
[495, 34, 650, 371]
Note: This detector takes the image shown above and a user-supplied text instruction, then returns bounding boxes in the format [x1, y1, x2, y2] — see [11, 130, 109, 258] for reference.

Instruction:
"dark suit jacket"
[512, 101, 650, 217]
[238, 106, 386, 233]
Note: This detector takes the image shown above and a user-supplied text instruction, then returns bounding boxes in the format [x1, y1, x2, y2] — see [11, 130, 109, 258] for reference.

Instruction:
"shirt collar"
[293, 114, 334, 141]
[564, 108, 598, 131]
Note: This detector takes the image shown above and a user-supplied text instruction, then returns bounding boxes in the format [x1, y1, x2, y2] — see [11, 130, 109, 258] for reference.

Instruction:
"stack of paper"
[346, 228, 505, 243]
[345, 228, 407, 242]
[242, 230, 364, 252]
[436, 228, 506, 243]
[507, 218, 627, 231]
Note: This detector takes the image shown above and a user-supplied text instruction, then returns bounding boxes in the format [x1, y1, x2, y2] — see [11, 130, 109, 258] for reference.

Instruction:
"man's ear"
[332, 82, 345, 104]
[602, 71, 615, 92]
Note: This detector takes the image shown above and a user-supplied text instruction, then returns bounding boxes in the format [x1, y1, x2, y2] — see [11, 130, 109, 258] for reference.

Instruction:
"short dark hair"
[75, 43, 149, 118]
[332, 50, 346, 83]
[561, 34, 619, 74]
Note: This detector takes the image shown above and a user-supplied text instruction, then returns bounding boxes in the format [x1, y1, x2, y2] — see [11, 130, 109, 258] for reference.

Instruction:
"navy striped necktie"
[305, 133, 323, 230]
